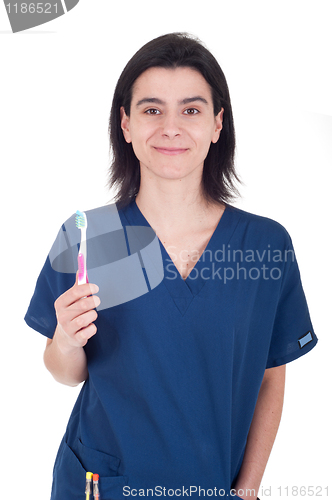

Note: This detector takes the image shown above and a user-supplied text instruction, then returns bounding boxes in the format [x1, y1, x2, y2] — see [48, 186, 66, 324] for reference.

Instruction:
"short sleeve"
[266, 233, 318, 368]
[24, 219, 77, 339]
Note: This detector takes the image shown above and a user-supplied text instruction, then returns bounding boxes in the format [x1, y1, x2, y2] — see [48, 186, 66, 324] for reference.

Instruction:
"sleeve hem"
[24, 314, 55, 339]
[266, 335, 318, 368]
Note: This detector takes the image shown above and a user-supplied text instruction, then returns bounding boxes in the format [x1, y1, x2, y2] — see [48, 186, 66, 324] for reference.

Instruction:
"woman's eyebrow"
[136, 97, 165, 107]
[135, 96, 209, 107]
[181, 96, 208, 105]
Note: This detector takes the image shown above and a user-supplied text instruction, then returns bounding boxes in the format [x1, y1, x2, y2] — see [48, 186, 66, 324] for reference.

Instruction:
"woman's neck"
[135, 175, 221, 234]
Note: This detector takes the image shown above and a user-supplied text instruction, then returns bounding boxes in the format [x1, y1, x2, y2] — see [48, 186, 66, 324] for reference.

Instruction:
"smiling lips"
[153, 147, 188, 155]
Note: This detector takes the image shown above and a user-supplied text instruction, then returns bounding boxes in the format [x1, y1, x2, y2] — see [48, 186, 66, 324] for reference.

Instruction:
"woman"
[25, 33, 317, 500]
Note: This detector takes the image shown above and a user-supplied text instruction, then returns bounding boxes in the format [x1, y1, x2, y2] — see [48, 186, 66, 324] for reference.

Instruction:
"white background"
[1, 1, 331, 498]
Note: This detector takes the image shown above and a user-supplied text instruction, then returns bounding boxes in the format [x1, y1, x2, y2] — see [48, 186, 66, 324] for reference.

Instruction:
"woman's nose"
[161, 113, 181, 139]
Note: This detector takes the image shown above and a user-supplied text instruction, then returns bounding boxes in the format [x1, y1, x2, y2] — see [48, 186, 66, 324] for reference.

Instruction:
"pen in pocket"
[85, 472, 93, 500]
[93, 474, 100, 500]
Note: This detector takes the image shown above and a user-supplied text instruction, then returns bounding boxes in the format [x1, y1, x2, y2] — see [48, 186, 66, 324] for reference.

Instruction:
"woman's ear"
[211, 108, 224, 144]
[120, 106, 132, 143]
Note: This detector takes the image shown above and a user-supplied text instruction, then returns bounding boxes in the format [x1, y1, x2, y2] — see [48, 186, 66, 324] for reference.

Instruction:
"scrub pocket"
[51, 438, 128, 500]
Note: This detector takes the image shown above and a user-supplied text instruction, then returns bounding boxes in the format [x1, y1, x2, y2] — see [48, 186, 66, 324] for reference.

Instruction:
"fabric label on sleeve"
[298, 331, 313, 349]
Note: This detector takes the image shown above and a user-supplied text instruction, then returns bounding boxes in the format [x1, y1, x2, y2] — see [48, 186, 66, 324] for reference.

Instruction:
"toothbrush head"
[75, 210, 87, 229]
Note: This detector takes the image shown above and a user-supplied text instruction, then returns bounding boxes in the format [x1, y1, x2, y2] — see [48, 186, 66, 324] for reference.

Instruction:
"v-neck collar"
[121, 199, 242, 315]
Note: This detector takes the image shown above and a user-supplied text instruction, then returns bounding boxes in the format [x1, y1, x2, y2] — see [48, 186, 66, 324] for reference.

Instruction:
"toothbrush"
[75, 210, 88, 285]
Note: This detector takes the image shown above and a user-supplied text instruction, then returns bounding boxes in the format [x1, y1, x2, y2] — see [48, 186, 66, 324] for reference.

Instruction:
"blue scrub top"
[25, 201, 317, 500]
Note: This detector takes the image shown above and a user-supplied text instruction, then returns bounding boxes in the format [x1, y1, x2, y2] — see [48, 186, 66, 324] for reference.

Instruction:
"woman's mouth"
[153, 147, 188, 156]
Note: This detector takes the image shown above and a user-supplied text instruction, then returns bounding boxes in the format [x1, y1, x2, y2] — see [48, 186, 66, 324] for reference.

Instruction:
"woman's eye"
[145, 108, 161, 115]
[184, 108, 199, 115]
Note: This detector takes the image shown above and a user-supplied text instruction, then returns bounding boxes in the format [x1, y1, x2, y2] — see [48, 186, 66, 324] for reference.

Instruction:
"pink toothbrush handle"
[77, 253, 88, 284]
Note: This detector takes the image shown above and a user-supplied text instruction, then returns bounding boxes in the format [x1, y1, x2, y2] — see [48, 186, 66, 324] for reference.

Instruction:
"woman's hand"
[44, 275, 100, 386]
[54, 274, 100, 353]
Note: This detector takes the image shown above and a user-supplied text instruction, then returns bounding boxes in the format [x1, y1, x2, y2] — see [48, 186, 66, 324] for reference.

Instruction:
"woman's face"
[120, 66, 223, 184]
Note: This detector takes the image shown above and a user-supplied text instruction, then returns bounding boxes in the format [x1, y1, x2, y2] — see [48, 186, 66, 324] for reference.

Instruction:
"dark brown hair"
[108, 32, 240, 208]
